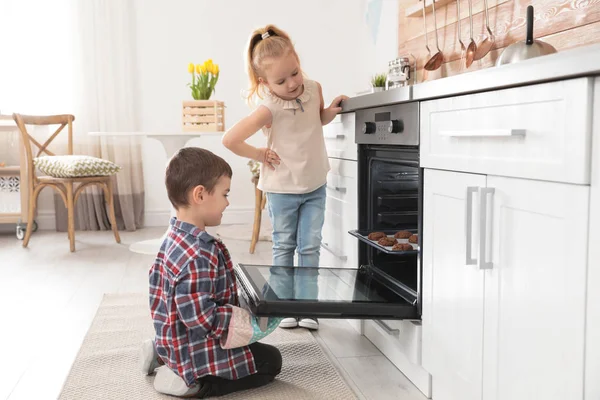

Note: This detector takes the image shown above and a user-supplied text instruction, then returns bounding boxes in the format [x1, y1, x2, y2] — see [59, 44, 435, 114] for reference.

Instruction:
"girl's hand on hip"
[257, 147, 280, 170]
[329, 95, 349, 113]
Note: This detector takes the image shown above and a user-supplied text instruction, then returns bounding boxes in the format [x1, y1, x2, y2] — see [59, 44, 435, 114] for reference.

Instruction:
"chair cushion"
[33, 155, 121, 178]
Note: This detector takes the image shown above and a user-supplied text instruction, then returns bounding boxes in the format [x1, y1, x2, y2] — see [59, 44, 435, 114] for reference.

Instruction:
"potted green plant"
[182, 59, 225, 132]
[371, 73, 387, 92]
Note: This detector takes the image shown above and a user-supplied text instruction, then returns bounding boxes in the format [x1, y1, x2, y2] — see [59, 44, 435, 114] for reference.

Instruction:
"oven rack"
[348, 229, 419, 255]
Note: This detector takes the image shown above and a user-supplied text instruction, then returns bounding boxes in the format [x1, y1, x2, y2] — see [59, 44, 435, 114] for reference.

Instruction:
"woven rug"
[59, 294, 357, 400]
[216, 221, 272, 242]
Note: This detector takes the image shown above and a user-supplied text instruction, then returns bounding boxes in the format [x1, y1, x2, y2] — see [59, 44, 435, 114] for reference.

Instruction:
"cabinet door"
[422, 168, 486, 400]
[483, 177, 589, 400]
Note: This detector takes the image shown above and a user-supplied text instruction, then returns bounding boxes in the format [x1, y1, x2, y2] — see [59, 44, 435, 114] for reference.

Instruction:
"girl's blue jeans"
[265, 184, 325, 300]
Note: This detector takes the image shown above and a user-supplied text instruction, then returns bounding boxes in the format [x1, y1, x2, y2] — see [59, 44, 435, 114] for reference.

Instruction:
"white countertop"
[342, 42, 600, 111]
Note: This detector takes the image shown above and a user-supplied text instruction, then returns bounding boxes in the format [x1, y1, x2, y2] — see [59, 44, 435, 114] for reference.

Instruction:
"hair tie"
[261, 31, 270, 40]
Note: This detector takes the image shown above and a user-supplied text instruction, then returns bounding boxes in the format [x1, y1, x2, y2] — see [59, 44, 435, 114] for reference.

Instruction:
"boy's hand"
[256, 147, 280, 170]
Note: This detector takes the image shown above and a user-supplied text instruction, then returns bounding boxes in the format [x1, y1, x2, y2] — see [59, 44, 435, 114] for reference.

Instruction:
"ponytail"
[245, 24, 299, 103]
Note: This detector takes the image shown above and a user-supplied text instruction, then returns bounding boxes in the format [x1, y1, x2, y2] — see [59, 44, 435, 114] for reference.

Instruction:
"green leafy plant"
[371, 73, 387, 88]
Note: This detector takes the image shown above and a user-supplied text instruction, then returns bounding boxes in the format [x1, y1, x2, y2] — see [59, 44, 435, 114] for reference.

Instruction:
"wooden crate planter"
[182, 100, 225, 132]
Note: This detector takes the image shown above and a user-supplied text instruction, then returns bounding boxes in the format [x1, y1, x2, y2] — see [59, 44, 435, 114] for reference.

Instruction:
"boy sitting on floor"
[140, 147, 282, 398]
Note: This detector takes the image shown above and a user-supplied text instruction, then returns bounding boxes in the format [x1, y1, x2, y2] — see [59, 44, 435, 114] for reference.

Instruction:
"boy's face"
[192, 175, 231, 227]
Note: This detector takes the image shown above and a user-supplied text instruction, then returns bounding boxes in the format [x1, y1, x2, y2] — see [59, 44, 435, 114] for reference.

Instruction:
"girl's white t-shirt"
[257, 79, 330, 194]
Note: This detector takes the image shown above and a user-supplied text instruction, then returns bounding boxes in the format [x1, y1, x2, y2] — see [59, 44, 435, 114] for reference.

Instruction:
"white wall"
[3, 0, 398, 231]
[134, 0, 398, 227]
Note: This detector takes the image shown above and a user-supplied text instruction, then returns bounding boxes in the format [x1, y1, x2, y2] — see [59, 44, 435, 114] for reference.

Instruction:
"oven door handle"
[466, 187, 479, 266]
[478, 187, 495, 270]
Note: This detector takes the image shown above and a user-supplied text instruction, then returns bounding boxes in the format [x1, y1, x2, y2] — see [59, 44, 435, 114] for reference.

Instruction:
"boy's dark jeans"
[195, 342, 282, 398]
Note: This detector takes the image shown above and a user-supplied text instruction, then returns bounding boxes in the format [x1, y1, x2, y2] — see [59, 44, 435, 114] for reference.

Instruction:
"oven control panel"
[362, 120, 403, 134]
[355, 102, 419, 146]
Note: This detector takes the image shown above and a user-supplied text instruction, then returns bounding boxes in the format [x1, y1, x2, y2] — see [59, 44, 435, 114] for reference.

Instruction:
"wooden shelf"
[406, 0, 454, 17]
[0, 166, 20, 174]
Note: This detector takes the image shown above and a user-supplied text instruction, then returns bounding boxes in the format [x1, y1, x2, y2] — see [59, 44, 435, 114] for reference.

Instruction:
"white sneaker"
[139, 339, 161, 375]
[279, 317, 298, 328]
[298, 318, 319, 330]
[154, 365, 202, 397]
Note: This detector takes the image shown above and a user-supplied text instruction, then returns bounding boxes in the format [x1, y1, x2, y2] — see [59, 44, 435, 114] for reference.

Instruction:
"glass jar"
[386, 56, 415, 89]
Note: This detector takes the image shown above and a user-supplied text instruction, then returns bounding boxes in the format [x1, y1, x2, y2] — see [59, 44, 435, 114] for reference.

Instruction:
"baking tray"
[348, 229, 419, 255]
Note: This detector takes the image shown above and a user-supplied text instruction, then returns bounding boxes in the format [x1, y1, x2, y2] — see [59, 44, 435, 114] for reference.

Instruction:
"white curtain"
[0, 0, 144, 231]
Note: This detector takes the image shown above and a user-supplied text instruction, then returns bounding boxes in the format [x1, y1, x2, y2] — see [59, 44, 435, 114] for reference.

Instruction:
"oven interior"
[356, 145, 422, 308]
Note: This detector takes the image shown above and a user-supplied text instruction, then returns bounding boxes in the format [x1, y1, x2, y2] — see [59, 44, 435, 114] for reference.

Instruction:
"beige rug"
[59, 294, 357, 400]
[216, 221, 272, 242]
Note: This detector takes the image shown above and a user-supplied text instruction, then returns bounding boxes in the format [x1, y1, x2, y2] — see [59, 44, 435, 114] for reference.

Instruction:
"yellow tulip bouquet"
[187, 59, 220, 100]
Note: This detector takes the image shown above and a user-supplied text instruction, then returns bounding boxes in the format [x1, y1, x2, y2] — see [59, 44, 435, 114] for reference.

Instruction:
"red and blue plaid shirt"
[149, 217, 256, 387]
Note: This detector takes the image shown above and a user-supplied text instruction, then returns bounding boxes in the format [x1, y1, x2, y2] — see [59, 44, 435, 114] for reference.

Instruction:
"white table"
[89, 131, 222, 255]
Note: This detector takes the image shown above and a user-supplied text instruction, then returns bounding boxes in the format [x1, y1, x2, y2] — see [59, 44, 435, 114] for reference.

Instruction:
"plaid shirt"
[149, 218, 256, 387]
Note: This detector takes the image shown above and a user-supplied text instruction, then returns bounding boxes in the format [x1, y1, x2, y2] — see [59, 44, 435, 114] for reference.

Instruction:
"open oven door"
[234, 263, 419, 325]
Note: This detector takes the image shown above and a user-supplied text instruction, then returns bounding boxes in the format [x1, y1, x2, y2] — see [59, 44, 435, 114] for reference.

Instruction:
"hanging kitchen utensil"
[456, 0, 467, 67]
[424, 0, 444, 71]
[496, 5, 557, 66]
[473, 0, 495, 60]
[422, 0, 431, 56]
[465, 0, 477, 68]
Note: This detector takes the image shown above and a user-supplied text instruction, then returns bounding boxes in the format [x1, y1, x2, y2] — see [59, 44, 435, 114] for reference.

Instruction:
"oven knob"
[387, 119, 404, 133]
[362, 122, 376, 134]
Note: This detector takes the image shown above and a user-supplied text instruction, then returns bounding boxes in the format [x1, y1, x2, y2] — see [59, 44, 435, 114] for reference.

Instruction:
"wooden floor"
[0, 226, 426, 400]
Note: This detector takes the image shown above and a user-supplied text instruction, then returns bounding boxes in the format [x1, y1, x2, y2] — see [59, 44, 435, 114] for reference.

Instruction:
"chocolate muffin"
[408, 234, 418, 244]
[394, 230, 412, 239]
[378, 236, 397, 246]
[368, 231, 386, 240]
[392, 243, 414, 251]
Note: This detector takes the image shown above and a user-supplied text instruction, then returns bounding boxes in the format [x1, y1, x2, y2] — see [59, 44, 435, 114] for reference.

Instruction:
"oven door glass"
[235, 263, 418, 320]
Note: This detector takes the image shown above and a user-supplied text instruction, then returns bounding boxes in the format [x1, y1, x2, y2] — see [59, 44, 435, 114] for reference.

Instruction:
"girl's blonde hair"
[245, 24, 299, 102]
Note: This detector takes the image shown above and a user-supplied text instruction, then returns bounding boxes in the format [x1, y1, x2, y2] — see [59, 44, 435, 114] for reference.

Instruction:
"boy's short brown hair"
[165, 147, 233, 210]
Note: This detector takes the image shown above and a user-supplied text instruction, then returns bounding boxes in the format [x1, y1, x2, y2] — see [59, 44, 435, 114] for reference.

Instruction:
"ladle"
[424, 0, 444, 71]
[465, 0, 477, 68]
[422, 0, 431, 55]
[474, 0, 495, 60]
[456, 0, 467, 60]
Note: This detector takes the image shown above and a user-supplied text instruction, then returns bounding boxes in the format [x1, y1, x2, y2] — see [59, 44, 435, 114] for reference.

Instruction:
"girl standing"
[222, 25, 347, 330]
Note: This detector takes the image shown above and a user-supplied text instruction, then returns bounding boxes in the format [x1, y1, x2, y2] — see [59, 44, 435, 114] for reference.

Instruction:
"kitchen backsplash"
[398, 0, 600, 83]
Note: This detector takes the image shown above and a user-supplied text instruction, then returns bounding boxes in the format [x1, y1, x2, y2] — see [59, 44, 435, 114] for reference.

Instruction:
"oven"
[234, 101, 423, 325]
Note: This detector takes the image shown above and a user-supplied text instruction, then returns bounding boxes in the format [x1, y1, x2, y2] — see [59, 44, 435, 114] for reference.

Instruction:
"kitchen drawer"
[324, 113, 357, 161]
[420, 78, 593, 184]
[364, 319, 432, 397]
[322, 158, 358, 269]
[322, 199, 357, 269]
[326, 158, 357, 201]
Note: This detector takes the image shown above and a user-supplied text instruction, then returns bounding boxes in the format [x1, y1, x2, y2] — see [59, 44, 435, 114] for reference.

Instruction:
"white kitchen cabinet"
[482, 176, 588, 400]
[423, 168, 589, 400]
[422, 168, 486, 400]
[420, 78, 593, 184]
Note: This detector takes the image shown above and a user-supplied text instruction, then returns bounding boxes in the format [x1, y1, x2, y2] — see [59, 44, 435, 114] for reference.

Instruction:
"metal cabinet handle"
[374, 319, 399, 335]
[327, 185, 347, 193]
[440, 129, 526, 137]
[478, 187, 495, 270]
[465, 187, 479, 265]
[321, 242, 348, 261]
